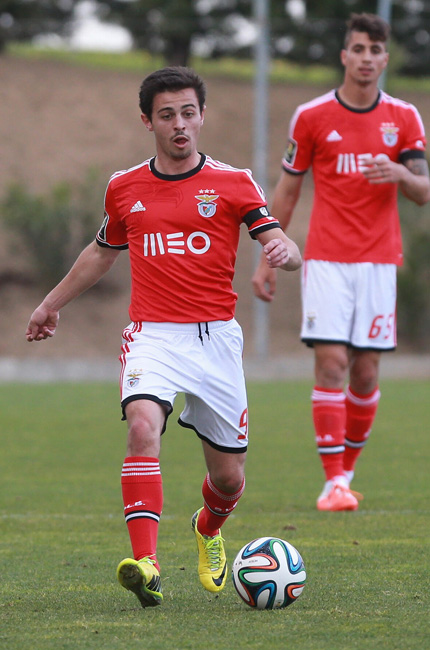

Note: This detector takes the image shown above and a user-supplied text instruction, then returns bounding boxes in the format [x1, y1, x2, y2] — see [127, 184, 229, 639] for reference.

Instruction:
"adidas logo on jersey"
[130, 200, 146, 213]
[326, 130, 342, 142]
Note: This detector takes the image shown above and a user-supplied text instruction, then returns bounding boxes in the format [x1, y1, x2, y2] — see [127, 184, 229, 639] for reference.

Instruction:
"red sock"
[197, 473, 245, 537]
[312, 386, 346, 482]
[121, 456, 163, 571]
[343, 386, 380, 472]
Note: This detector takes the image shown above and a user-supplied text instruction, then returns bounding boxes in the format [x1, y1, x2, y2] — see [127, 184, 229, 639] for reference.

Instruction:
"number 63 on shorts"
[300, 260, 397, 350]
[368, 313, 395, 342]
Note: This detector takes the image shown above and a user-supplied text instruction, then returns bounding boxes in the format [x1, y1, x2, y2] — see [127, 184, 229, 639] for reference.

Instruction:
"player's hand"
[361, 155, 399, 184]
[263, 238, 291, 269]
[252, 256, 278, 302]
[26, 304, 59, 342]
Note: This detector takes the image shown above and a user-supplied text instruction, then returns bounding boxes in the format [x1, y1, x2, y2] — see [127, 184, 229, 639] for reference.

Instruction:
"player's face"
[341, 31, 389, 87]
[141, 88, 205, 163]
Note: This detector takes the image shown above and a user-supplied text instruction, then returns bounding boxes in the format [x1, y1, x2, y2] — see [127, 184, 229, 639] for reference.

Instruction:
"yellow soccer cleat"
[117, 556, 163, 608]
[191, 507, 227, 593]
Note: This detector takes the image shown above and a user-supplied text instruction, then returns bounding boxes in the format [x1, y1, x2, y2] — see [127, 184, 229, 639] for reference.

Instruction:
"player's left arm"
[398, 156, 430, 205]
[255, 228, 302, 272]
[363, 154, 430, 205]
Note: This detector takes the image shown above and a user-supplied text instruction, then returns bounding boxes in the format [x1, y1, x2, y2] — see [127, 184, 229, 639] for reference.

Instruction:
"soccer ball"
[232, 537, 306, 610]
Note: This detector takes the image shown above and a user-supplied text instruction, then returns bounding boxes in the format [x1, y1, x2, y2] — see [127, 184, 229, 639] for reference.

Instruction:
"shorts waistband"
[129, 319, 235, 334]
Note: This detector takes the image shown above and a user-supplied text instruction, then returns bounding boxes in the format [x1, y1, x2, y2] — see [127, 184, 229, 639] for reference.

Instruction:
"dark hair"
[344, 13, 390, 48]
[139, 66, 206, 119]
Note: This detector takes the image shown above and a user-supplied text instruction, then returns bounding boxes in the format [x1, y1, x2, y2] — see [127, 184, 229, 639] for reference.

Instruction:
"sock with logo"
[197, 473, 245, 537]
[343, 385, 380, 473]
[121, 456, 163, 571]
[312, 386, 346, 482]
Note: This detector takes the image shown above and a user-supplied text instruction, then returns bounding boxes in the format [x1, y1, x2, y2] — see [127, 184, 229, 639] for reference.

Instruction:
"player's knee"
[350, 369, 378, 394]
[350, 354, 379, 393]
[126, 416, 161, 456]
[316, 358, 347, 386]
[314, 345, 349, 387]
[210, 471, 245, 495]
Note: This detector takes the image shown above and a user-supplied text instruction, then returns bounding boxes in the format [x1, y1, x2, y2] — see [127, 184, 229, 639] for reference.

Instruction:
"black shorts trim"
[121, 394, 173, 433]
[178, 418, 248, 454]
[301, 337, 396, 352]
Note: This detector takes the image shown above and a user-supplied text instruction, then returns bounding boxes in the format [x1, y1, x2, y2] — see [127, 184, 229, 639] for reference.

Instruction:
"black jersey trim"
[399, 149, 426, 164]
[244, 206, 281, 240]
[96, 238, 129, 251]
[283, 166, 307, 176]
[249, 222, 282, 241]
[150, 153, 206, 180]
[335, 89, 381, 113]
[243, 205, 273, 225]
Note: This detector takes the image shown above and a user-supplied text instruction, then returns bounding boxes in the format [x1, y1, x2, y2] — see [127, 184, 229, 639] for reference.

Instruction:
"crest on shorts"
[195, 190, 219, 218]
[306, 312, 317, 330]
[380, 122, 399, 147]
[127, 369, 142, 388]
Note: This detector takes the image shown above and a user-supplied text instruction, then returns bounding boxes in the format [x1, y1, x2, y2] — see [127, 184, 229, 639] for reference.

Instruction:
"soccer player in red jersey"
[253, 13, 430, 512]
[26, 67, 301, 607]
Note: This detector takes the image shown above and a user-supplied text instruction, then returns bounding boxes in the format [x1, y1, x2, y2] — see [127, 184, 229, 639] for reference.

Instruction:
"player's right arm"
[252, 171, 303, 302]
[26, 241, 121, 342]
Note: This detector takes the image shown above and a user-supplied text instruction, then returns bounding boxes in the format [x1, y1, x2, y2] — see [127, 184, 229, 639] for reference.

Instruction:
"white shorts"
[300, 260, 397, 350]
[119, 319, 248, 453]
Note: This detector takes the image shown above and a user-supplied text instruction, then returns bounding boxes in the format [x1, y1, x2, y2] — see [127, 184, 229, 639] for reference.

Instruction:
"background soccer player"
[253, 13, 430, 512]
[26, 66, 301, 607]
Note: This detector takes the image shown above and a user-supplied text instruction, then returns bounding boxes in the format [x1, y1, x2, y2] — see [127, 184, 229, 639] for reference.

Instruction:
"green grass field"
[1, 379, 429, 649]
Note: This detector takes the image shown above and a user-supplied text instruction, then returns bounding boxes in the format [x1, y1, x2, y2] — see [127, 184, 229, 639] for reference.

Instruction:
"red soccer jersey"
[282, 89, 427, 265]
[96, 154, 280, 322]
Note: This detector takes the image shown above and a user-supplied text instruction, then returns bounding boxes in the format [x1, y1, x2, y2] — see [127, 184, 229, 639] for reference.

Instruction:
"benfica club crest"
[195, 190, 219, 218]
[380, 122, 399, 147]
[127, 369, 142, 389]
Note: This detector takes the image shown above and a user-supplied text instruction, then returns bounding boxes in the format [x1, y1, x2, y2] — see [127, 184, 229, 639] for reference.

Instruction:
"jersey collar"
[150, 153, 206, 181]
[335, 89, 381, 114]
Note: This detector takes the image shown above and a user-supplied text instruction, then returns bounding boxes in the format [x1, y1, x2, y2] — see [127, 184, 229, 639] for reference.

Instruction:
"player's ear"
[340, 49, 347, 67]
[200, 105, 206, 125]
[141, 113, 153, 131]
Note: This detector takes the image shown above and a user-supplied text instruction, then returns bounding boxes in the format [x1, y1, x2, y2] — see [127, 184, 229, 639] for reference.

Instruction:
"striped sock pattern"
[121, 457, 163, 568]
[343, 386, 380, 472]
[312, 386, 346, 481]
[198, 473, 245, 537]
